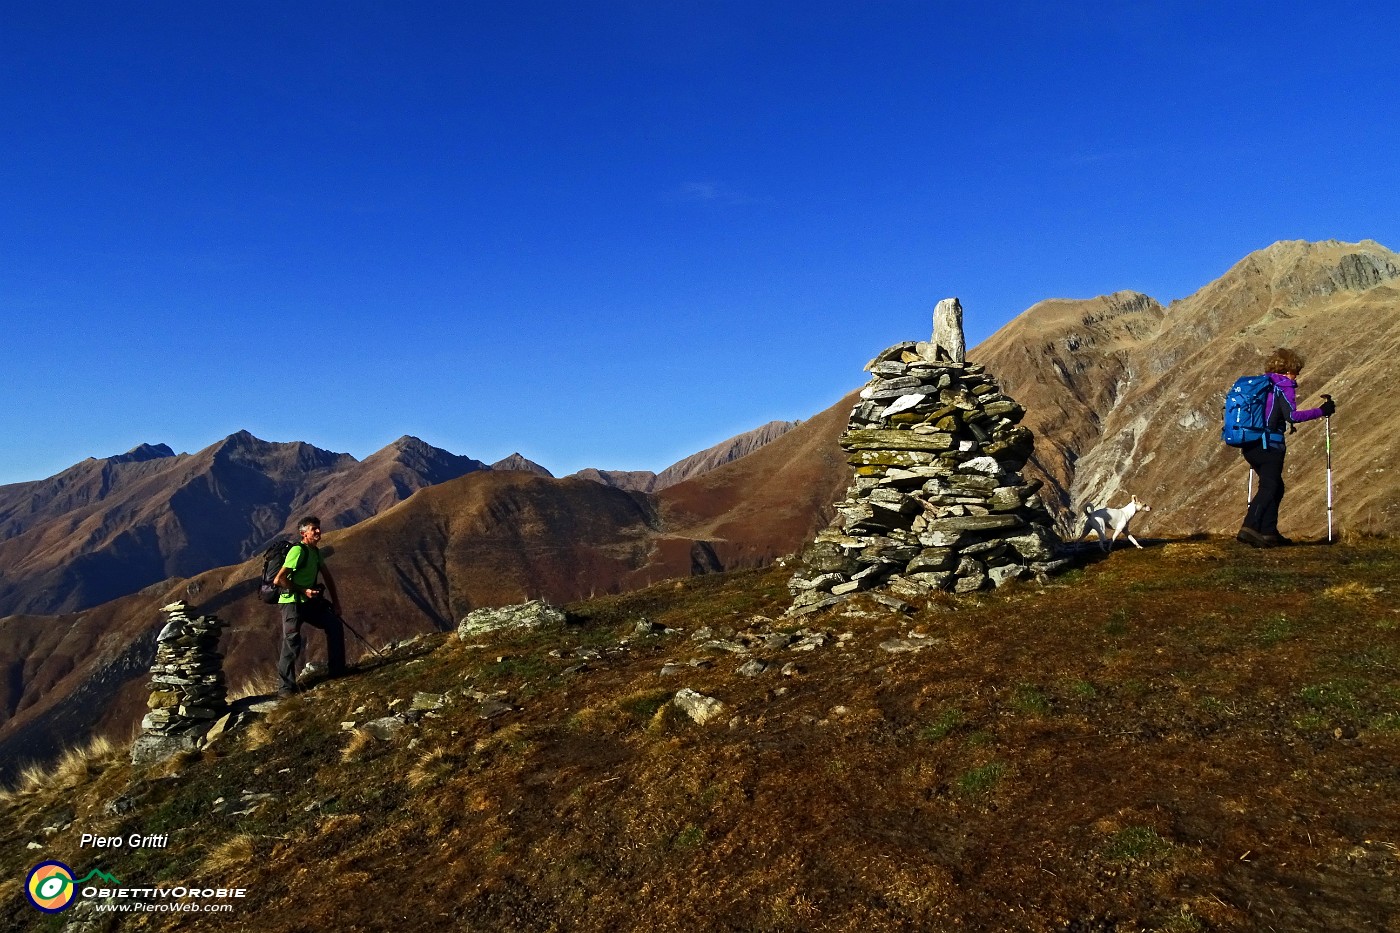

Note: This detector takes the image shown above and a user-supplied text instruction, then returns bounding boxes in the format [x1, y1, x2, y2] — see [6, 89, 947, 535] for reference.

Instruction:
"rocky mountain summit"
[490, 452, 555, 476]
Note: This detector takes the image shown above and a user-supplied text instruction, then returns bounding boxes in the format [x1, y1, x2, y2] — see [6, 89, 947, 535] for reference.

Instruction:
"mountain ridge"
[4, 236, 1400, 781]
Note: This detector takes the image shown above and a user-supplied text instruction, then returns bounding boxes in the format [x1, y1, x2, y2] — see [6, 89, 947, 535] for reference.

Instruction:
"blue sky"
[3, 1, 1397, 485]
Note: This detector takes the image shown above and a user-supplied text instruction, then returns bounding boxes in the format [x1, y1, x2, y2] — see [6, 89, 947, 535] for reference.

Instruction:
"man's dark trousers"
[278, 597, 346, 692]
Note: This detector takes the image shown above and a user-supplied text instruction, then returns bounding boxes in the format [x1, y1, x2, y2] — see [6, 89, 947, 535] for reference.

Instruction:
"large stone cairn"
[131, 601, 229, 764]
[788, 318, 1066, 615]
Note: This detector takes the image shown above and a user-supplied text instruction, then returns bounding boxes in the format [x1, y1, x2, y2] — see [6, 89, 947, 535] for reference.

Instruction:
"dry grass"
[1161, 540, 1229, 561]
[201, 834, 256, 875]
[1321, 580, 1384, 601]
[228, 671, 282, 701]
[152, 747, 203, 779]
[472, 721, 530, 756]
[405, 747, 455, 790]
[315, 813, 364, 838]
[0, 734, 119, 801]
[243, 720, 276, 752]
[340, 728, 382, 763]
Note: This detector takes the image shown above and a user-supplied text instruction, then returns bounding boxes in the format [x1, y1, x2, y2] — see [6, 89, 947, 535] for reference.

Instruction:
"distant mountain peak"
[110, 443, 176, 464]
[490, 453, 554, 477]
[653, 420, 801, 489]
[569, 468, 659, 493]
[1214, 238, 1400, 307]
[219, 429, 263, 449]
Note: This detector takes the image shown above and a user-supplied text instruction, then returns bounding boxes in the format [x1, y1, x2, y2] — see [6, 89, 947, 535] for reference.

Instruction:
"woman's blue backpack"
[1222, 374, 1283, 447]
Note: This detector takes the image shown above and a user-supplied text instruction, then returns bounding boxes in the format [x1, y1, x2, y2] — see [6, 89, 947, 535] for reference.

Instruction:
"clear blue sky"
[3, 1, 1396, 485]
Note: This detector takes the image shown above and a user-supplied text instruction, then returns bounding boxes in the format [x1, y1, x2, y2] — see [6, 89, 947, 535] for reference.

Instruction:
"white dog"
[1079, 495, 1152, 551]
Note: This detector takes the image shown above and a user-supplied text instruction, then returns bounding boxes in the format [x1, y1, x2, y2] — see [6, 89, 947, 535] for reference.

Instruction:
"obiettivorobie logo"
[25, 862, 121, 913]
[23, 860, 248, 915]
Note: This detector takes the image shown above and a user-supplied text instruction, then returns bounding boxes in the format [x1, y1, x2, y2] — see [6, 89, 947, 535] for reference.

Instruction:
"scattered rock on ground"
[458, 600, 568, 639]
[674, 688, 725, 725]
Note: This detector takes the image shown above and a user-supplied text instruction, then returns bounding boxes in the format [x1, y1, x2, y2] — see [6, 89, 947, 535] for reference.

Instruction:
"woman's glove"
[1320, 396, 1336, 417]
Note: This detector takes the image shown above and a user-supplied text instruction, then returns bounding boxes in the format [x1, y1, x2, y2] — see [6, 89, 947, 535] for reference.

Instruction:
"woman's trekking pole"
[1323, 396, 1334, 543]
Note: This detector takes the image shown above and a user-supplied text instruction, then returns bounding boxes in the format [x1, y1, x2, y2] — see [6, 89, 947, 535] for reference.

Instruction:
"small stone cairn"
[131, 601, 229, 765]
[787, 299, 1067, 615]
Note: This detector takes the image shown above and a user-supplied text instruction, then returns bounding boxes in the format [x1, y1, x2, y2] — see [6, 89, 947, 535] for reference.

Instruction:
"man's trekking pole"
[1323, 395, 1334, 543]
[338, 613, 387, 660]
[1247, 468, 1253, 506]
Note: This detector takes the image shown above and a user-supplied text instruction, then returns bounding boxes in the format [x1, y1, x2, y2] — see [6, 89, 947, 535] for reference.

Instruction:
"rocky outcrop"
[457, 599, 568, 639]
[787, 337, 1066, 614]
[131, 601, 228, 765]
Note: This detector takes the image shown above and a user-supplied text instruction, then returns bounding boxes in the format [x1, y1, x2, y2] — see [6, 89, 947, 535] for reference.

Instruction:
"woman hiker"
[1237, 348, 1336, 548]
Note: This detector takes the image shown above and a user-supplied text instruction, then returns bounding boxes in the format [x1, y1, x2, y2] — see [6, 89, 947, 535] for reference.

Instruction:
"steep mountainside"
[570, 419, 801, 493]
[976, 239, 1400, 537]
[653, 419, 801, 489]
[297, 435, 489, 530]
[0, 433, 486, 617]
[973, 291, 1166, 509]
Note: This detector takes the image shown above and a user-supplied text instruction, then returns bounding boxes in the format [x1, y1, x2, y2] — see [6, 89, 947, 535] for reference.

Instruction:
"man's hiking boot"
[277, 686, 299, 699]
[1271, 533, 1295, 546]
[1236, 527, 1276, 548]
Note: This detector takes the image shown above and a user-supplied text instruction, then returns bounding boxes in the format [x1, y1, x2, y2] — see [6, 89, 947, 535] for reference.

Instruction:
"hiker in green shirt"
[271, 516, 346, 697]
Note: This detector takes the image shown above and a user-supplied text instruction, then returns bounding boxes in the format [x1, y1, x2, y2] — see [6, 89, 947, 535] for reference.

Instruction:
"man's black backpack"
[257, 540, 302, 604]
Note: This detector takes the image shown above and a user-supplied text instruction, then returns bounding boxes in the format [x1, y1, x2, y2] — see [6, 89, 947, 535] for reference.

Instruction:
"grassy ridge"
[3, 538, 1398, 932]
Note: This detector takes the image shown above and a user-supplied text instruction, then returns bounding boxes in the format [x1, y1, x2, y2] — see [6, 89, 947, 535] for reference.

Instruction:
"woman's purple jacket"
[1266, 372, 1326, 425]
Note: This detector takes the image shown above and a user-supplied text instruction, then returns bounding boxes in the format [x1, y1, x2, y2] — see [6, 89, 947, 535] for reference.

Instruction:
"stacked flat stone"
[788, 339, 1067, 614]
[132, 601, 228, 764]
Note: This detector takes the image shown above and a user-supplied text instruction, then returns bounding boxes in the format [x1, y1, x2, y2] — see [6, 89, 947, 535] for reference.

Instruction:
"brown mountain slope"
[570, 468, 661, 492]
[1071, 239, 1400, 536]
[294, 435, 488, 530]
[0, 432, 485, 617]
[0, 472, 653, 779]
[0, 412, 857, 780]
[655, 401, 854, 569]
[973, 239, 1400, 537]
[973, 291, 1166, 509]
[653, 419, 801, 489]
[570, 418, 802, 493]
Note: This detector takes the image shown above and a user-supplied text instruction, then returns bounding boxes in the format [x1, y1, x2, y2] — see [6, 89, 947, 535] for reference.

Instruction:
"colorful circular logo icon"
[26, 861, 77, 913]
